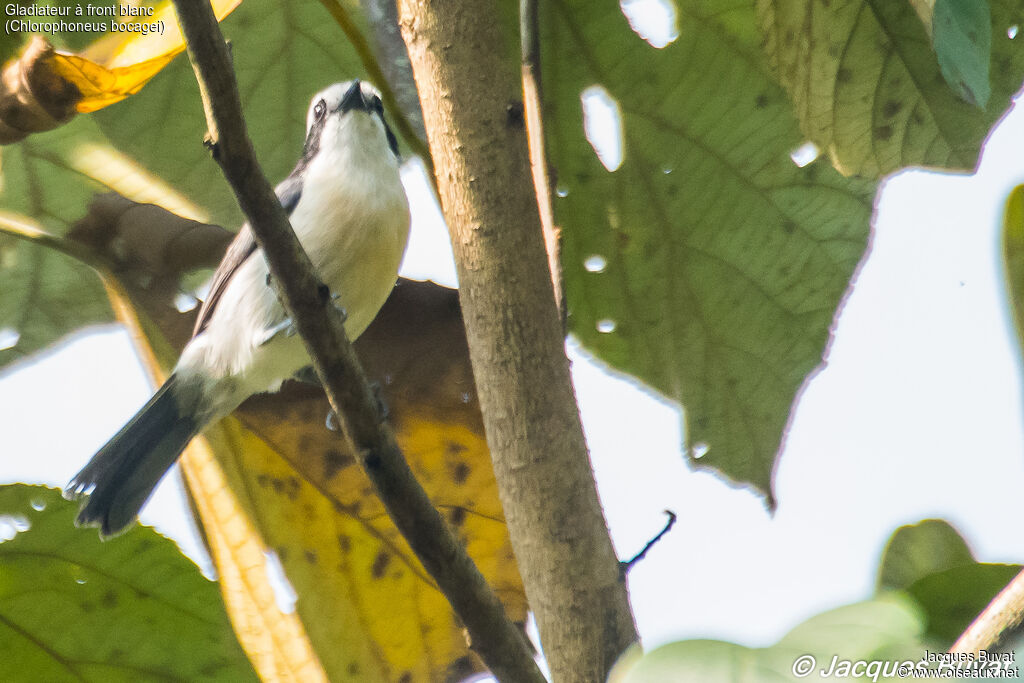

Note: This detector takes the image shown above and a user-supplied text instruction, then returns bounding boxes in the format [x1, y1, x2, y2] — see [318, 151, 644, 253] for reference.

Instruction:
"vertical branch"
[396, 1, 639, 680]
[168, 2, 543, 680]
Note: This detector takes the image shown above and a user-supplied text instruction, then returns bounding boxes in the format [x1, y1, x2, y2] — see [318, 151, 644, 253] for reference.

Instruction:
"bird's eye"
[314, 100, 327, 119]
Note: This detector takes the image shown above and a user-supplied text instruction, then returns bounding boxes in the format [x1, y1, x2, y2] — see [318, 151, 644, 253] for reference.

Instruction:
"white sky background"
[3, 1, 1024, 666]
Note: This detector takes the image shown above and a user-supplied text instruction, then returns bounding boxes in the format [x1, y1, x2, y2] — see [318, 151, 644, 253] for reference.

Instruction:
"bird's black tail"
[65, 374, 199, 537]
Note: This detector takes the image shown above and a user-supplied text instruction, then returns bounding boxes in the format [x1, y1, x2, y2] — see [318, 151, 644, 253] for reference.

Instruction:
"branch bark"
[396, 2, 639, 680]
[169, 2, 543, 680]
[951, 567, 1024, 654]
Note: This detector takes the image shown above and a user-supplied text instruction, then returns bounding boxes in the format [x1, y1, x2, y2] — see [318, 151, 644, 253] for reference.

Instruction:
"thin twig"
[622, 510, 677, 571]
[951, 567, 1024, 654]
[0, 211, 107, 271]
[169, 3, 542, 681]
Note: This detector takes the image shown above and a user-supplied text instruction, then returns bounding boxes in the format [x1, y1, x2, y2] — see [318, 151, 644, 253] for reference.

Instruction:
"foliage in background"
[1, 1, 525, 679]
[0, 484, 257, 681]
[544, 0, 1023, 498]
[1, 0, 1023, 678]
[610, 519, 1022, 681]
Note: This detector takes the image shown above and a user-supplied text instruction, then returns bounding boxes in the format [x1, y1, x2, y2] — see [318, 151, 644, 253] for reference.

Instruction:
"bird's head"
[300, 80, 400, 166]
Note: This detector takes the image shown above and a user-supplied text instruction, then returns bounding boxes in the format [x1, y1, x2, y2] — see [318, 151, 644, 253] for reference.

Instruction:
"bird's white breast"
[176, 122, 409, 417]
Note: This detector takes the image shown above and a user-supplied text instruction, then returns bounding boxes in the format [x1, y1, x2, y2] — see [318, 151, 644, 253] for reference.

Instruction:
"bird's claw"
[369, 381, 389, 422]
[258, 318, 296, 346]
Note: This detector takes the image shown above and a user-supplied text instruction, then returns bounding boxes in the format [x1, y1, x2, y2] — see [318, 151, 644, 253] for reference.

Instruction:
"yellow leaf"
[181, 425, 329, 682]
[93, 224, 527, 682]
[102, 277, 329, 682]
[52, 0, 241, 114]
[233, 280, 528, 681]
[52, 52, 179, 113]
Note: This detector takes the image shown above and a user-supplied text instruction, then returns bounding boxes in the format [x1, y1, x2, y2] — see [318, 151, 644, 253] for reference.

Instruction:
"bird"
[65, 80, 411, 537]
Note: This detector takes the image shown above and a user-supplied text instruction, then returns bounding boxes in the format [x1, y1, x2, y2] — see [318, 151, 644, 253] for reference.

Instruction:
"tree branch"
[396, 1, 639, 680]
[520, 0, 563, 317]
[950, 567, 1024, 654]
[169, 2, 542, 680]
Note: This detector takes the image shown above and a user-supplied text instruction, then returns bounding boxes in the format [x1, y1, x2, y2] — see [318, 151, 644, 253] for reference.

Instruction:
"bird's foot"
[369, 381, 389, 422]
[292, 365, 322, 387]
[258, 317, 296, 346]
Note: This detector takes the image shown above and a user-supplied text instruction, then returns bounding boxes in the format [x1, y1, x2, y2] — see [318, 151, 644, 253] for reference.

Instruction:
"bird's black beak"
[338, 79, 368, 114]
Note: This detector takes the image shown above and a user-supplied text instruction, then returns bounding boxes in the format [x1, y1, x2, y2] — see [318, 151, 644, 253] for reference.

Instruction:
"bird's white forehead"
[305, 80, 383, 132]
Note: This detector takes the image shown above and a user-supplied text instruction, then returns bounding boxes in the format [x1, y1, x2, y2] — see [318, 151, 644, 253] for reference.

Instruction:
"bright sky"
[3, 5, 1024, 670]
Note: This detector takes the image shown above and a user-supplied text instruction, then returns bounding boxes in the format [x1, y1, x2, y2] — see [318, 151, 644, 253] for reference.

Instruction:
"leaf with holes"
[758, 0, 1024, 177]
[542, 0, 875, 499]
[0, 484, 256, 681]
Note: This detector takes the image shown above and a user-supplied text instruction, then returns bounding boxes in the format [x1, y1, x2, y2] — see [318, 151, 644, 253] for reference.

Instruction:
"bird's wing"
[191, 175, 304, 337]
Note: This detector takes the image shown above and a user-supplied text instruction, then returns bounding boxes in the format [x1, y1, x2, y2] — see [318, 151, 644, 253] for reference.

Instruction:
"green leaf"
[932, 0, 993, 108]
[905, 564, 1021, 645]
[0, 239, 108, 369]
[778, 595, 925, 657]
[543, 0, 875, 498]
[1003, 185, 1024, 346]
[874, 518, 1021, 646]
[0, 117, 117, 369]
[610, 595, 925, 682]
[877, 519, 975, 591]
[93, 0, 370, 230]
[0, 484, 257, 682]
[758, 0, 1024, 177]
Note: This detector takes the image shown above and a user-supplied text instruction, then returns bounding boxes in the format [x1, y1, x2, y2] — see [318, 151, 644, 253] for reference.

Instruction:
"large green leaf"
[543, 0, 875, 497]
[93, 0, 369, 230]
[0, 484, 257, 681]
[610, 595, 926, 682]
[932, 0, 993, 108]
[0, 117, 117, 368]
[758, 0, 1024, 178]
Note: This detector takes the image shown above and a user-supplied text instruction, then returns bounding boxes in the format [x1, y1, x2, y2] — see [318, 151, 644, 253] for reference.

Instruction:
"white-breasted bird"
[65, 80, 411, 536]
